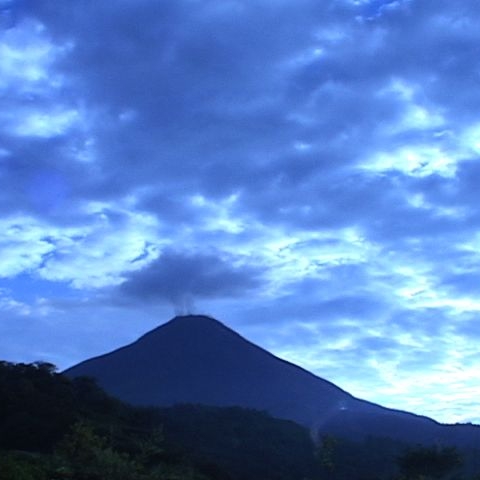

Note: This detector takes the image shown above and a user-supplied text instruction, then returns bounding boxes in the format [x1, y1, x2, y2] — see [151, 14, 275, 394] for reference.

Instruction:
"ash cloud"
[118, 250, 264, 311]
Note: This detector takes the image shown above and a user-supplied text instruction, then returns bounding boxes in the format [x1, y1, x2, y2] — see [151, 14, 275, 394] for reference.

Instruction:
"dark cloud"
[118, 249, 264, 309]
[9, 0, 480, 242]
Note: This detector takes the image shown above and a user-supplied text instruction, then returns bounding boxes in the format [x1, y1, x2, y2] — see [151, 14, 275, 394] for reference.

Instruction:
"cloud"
[2, 0, 480, 423]
[118, 249, 265, 311]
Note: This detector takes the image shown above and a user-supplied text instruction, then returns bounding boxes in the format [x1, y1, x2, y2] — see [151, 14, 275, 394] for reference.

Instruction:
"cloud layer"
[2, 0, 480, 423]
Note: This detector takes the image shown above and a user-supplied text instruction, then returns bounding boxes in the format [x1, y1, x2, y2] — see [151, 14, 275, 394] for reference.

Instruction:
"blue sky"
[2, 0, 480, 424]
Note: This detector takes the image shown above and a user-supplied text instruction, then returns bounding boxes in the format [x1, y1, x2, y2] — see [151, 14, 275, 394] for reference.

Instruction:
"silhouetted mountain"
[65, 315, 480, 447]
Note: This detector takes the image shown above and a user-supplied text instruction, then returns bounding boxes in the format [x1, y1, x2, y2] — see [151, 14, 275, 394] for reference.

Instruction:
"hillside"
[0, 360, 319, 480]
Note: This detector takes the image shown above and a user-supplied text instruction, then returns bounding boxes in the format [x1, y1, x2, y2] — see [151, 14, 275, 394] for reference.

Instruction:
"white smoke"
[173, 294, 196, 316]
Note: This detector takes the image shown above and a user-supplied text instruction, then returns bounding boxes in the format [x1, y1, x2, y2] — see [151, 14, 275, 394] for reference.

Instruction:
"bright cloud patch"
[12, 108, 80, 137]
[0, 205, 160, 289]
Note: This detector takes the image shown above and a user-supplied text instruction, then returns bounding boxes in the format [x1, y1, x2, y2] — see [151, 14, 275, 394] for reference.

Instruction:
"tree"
[54, 422, 141, 480]
[317, 434, 339, 474]
[396, 445, 463, 480]
[0, 361, 76, 452]
[0, 453, 48, 480]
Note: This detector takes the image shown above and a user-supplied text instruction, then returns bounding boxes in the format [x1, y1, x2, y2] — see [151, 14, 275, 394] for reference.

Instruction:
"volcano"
[65, 315, 480, 446]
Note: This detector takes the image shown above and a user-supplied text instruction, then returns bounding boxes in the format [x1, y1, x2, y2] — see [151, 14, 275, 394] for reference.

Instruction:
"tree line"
[0, 360, 475, 480]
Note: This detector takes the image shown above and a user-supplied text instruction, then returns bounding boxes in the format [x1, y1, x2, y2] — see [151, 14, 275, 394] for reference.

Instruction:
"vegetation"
[396, 445, 463, 480]
[0, 361, 208, 479]
[0, 361, 314, 479]
[0, 360, 478, 480]
[152, 404, 316, 480]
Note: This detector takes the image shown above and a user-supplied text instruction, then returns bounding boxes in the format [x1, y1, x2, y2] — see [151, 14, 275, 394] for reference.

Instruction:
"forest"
[0, 360, 475, 480]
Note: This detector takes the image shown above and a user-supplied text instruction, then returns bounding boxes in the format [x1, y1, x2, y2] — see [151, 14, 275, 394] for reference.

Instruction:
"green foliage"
[0, 361, 213, 479]
[52, 421, 211, 480]
[315, 434, 414, 480]
[0, 360, 141, 454]
[396, 445, 463, 480]
[0, 452, 49, 480]
[318, 434, 339, 473]
[53, 421, 140, 480]
[155, 404, 316, 480]
[0, 361, 76, 452]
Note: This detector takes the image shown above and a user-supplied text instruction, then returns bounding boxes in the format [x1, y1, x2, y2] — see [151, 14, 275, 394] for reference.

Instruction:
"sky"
[1, 0, 480, 425]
